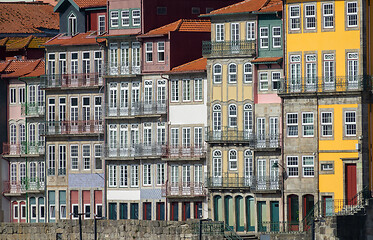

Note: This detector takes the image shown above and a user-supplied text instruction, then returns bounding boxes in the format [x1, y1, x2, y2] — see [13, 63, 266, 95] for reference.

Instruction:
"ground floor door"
[345, 164, 357, 205]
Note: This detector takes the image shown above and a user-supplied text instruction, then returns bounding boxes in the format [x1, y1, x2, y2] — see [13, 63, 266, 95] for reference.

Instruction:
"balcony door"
[231, 23, 240, 53]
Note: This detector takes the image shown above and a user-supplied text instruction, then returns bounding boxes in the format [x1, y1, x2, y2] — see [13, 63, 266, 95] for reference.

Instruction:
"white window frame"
[194, 78, 203, 101]
[321, 112, 333, 137]
[228, 63, 237, 83]
[19, 87, 25, 104]
[228, 104, 237, 127]
[305, 4, 316, 29]
[287, 156, 299, 177]
[110, 11, 119, 27]
[145, 42, 153, 62]
[260, 27, 269, 48]
[120, 164, 128, 187]
[70, 145, 79, 170]
[157, 163, 165, 185]
[244, 63, 253, 83]
[247, 22, 255, 40]
[323, 3, 334, 28]
[229, 149, 237, 170]
[290, 5, 301, 30]
[287, 113, 298, 137]
[82, 145, 90, 170]
[215, 24, 224, 42]
[272, 27, 281, 48]
[302, 156, 314, 177]
[272, 72, 281, 90]
[121, 10, 130, 27]
[10, 88, 16, 104]
[109, 165, 117, 187]
[213, 64, 222, 83]
[98, 15, 106, 34]
[182, 79, 191, 102]
[131, 165, 139, 187]
[345, 111, 356, 136]
[302, 112, 314, 137]
[347, 2, 358, 27]
[259, 72, 269, 91]
[132, 9, 141, 26]
[171, 80, 179, 102]
[60, 204, 67, 219]
[157, 42, 165, 62]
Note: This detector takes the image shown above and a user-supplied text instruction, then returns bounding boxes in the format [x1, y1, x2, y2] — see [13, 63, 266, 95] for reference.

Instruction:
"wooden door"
[345, 164, 357, 205]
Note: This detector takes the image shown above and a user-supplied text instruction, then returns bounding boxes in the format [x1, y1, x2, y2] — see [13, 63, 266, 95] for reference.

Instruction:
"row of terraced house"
[2, 0, 373, 236]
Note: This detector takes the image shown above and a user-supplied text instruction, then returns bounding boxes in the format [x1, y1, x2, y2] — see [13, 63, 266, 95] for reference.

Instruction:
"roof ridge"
[208, 0, 252, 15]
[173, 57, 205, 70]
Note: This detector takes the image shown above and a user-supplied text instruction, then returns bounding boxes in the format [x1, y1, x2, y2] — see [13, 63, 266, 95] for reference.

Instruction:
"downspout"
[43, 49, 48, 222]
[161, 73, 169, 222]
[282, 0, 286, 226]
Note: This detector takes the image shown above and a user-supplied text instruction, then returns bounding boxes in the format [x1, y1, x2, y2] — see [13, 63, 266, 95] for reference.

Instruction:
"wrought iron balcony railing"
[205, 127, 281, 148]
[278, 75, 372, 94]
[162, 182, 207, 197]
[3, 142, 45, 156]
[206, 175, 282, 191]
[202, 40, 256, 57]
[41, 73, 103, 89]
[106, 101, 167, 117]
[105, 143, 164, 159]
[105, 62, 141, 76]
[43, 120, 103, 135]
[21, 102, 45, 117]
[3, 178, 45, 194]
[161, 145, 206, 159]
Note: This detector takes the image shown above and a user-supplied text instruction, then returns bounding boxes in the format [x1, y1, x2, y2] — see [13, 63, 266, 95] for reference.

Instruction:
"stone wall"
[0, 219, 223, 240]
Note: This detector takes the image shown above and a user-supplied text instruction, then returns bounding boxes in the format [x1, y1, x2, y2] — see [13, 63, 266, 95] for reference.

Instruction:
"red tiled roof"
[74, 0, 107, 8]
[24, 60, 45, 78]
[140, 19, 210, 37]
[201, 0, 282, 16]
[251, 57, 282, 63]
[0, 59, 44, 78]
[169, 57, 207, 73]
[0, 2, 59, 34]
[44, 32, 105, 46]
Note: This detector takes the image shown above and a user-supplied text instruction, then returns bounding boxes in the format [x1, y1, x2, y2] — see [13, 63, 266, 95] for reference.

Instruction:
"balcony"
[3, 142, 44, 156]
[206, 175, 282, 192]
[162, 182, 207, 198]
[105, 143, 164, 159]
[43, 120, 103, 136]
[21, 102, 45, 117]
[105, 63, 141, 76]
[41, 73, 103, 89]
[202, 40, 256, 57]
[278, 76, 371, 95]
[3, 178, 45, 195]
[206, 127, 281, 149]
[162, 145, 206, 159]
[106, 101, 166, 118]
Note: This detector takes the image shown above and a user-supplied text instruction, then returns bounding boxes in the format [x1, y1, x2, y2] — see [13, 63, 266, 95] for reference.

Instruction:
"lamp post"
[69, 212, 87, 240]
[94, 214, 106, 240]
[272, 161, 288, 231]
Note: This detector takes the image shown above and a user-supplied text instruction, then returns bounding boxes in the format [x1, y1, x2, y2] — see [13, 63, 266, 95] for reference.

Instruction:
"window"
[194, 127, 203, 148]
[272, 72, 281, 90]
[182, 128, 191, 148]
[171, 80, 179, 102]
[111, 11, 119, 27]
[213, 104, 222, 134]
[192, 7, 200, 14]
[321, 112, 333, 137]
[247, 22, 255, 40]
[20, 123, 25, 143]
[345, 111, 356, 136]
[244, 63, 253, 83]
[10, 124, 16, 144]
[321, 163, 333, 171]
[213, 64, 222, 83]
[121, 10, 129, 26]
[182, 165, 191, 187]
[157, 163, 165, 185]
[305, 54, 317, 89]
[143, 124, 152, 146]
[131, 165, 139, 187]
[157, 42, 165, 62]
[144, 80, 152, 105]
[228, 63, 237, 83]
[68, 13, 77, 35]
[157, 80, 166, 105]
[145, 42, 153, 62]
[109, 43, 118, 74]
[21, 205, 26, 219]
[39, 204, 45, 220]
[13, 204, 19, 220]
[347, 2, 358, 27]
[231, 23, 240, 45]
[290, 5, 300, 30]
[98, 15, 106, 34]
[60, 204, 66, 219]
[323, 3, 334, 28]
[132, 42, 140, 73]
[287, 113, 298, 137]
[302, 113, 314, 137]
[302, 156, 314, 177]
[48, 53, 55, 77]
[260, 27, 269, 48]
[272, 27, 281, 48]
[59, 53, 67, 75]
[259, 72, 268, 90]
[58, 145, 66, 175]
[72, 204, 79, 219]
[347, 53, 358, 88]
[157, 7, 167, 15]
[31, 205, 37, 219]
[71, 145, 78, 170]
[229, 150, 237, 170]
[19, 87, 25, 104]
[182, 80, 191, 101]
[143, 164, 152, 186]
[95, 144, 102, 170]
[305, 4, 316, 29]
[10, 88, 16, 104]
[290, 55, 301, 91]
[48, 145, 55, 175]
[82, 97, 90, 122]
[244, 104, 253, 138]
[71, 52, 78, 76]
[84, 204, 91, 219]
[83, 145, 90, 170]
[82, 52, 90, 76]
[50, 205, 55, 220]
[287, 156, 298, 177]
[157, 124, 166, 145]
[120, 43, 129, 74]
[109, 165, 117, 187]
[228, 104, 237, 127]
[171, 128, 179, 147]
[215, 24, 224, 42]
[120, 165, 128, 187]
[194, 79, 203, 101]
[132, 10, 141, 26]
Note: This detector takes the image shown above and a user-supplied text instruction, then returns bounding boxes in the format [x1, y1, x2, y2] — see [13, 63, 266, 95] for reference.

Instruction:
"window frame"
[228, 149, 237, 170]
[302, 112, 314, 137]
[157, 42, 165, 62]
[215, 24, 224, 42]
[302, 156, 315, 177]
[287, 113, 298, 137]
[272, 72, 281, 90]
[259, 27, 269, 49]
[304, 4, 316, 30]
[228, 104, 237, 127]
[259, 72, 269, 91]
[321, 112, 333, 137]
[145, 42, 153, 62]
[213, 64, 222, 84]
[272, 27, 281, 48]
[289, 5, 301, 30]
[287, 156, 299, 177]
[110, 11, 119, 28]
[132, 9, 141, 26]
[345, 111, 356, 136]
[347, 2, 358, 27]
[247, 22, 255, 40]
[244, 63, 253, 83]
[323, 3, 334, 29]
[121, 10, 130, 27]
[228, 63, 237, 84]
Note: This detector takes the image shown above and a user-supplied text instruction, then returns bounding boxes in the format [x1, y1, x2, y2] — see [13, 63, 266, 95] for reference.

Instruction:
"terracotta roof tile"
[0, 61, 11, 72]
[0, 59, 43, 78]
[169, 57, 207, 73]
[140, 19, 210, 37]
[0, 36, 51, 50]
[0, 2, 59, 34]
[23, 60, 45, 78]
[74, 0, 107, 8]
[44, 32, 105, 46]
[201, 0, 281, 16]
[0, 37, 8, 46]
[251, 57, 282, 63]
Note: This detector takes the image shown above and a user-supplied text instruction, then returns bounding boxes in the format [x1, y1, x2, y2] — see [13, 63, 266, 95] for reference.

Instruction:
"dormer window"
[68, 13, 77, 35]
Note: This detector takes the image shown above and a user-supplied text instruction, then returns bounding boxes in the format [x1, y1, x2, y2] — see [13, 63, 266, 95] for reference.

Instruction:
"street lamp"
[94, 214, 106, 240]
[69, 212, 87, 240]
[272, 162, 288, 180]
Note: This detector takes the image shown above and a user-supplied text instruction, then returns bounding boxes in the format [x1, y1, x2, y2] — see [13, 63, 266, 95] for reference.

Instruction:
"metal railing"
[43, 120, 104, 135]
[162, 145, 206, 158]
[223, 224, 243, 240]
[106, 101, 167, 117]
[3, 178, 45, 194]
[21, 141, 45, 155]
[258, 221, 301, 233]
[192, 221, 225, 236]
[278, 75, 372, 94]
[21, 102, 45, 116]
[105, 63, 141, 76]
[162, 182, 207, 197]
[202, 40, 256, 57]
[206, 175, 282, 191]
[105, 143, 164, 158]
[206, 128, 281, 148]
[41, 73, 103, 88]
